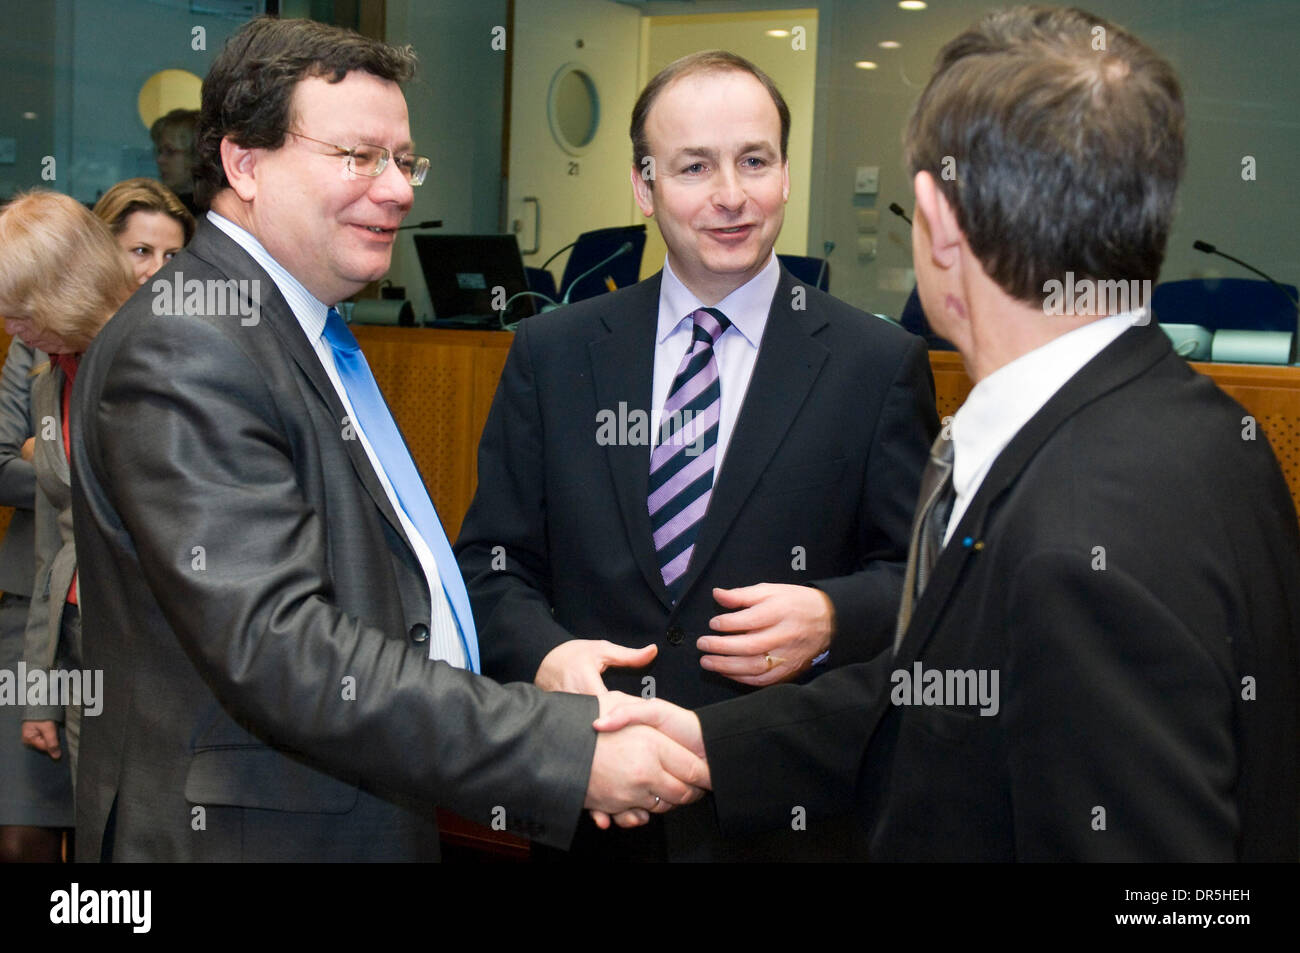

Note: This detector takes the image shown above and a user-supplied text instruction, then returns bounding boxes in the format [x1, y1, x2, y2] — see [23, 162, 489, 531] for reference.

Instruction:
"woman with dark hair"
[93, 177, 195, 286]
[0, 190, 138, 862]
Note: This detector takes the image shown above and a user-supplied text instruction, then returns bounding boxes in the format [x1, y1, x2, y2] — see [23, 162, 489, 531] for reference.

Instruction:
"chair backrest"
[1152, 277, 1299, 334]
[559, 225, 648, 303]
[776, 253, 830, 292]
[899, 285, 955, 350]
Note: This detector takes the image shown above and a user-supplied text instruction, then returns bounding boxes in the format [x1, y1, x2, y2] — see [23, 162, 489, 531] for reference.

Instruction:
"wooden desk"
[352, 326, 514, 542]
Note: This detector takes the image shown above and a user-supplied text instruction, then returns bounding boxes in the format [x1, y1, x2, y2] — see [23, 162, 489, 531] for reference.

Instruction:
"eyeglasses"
[287, 131, 430, 186]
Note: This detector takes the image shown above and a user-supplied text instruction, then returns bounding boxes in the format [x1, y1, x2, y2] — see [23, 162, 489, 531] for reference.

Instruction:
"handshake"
[582, 691, 711, 829]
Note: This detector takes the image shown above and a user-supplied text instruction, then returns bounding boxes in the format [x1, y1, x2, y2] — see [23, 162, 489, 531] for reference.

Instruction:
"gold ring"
[765, 654, 774, 670]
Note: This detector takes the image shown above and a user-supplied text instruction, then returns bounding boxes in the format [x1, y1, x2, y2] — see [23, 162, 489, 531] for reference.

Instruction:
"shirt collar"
[950, 310, 1141, 500]
[206, 210, 332, 340]
[657, 251, 779, 348]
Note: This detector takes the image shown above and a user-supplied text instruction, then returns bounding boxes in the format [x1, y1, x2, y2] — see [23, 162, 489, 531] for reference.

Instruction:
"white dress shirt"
[944, 310, 1143, 545]
[207, 212, 467, 668]
[651, 252, 779, 472]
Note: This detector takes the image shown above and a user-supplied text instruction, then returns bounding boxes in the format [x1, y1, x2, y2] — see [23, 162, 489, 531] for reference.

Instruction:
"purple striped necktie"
[649, 306, 731, 601]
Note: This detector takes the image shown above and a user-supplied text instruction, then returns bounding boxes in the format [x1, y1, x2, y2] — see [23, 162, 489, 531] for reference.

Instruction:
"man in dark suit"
[455, 51, 936, 858]
[595, 7, 1300, 860]
[70, 16, 705, 862]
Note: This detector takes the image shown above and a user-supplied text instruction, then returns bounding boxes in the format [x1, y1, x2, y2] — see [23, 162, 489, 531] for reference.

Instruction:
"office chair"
[555, 224, 648, 304]
[1152, 277, 1298, 334]
[776, 253, 830, 292]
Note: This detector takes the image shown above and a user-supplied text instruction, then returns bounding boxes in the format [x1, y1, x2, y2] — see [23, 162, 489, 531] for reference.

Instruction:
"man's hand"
[584, 692, 707, 829]
[696, 584, 835, 686]
[20, 437, 34, 462]
[535, 639, 657, 695]
[21, 720, 60, 760]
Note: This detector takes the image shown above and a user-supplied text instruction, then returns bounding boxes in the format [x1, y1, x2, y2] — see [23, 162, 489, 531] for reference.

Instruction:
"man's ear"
[220, 137, 260, 203]
[631, 162, 655, 218]
[913, 170, 962, 268]
[781, 159, 790, 202]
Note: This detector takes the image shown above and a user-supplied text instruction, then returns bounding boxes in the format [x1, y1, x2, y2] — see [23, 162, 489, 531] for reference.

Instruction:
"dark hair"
[149, 108, 199, 148]
[630, 50, 791, 183]
[194, 16, 417, 209]
[903, 5, 1185, 302]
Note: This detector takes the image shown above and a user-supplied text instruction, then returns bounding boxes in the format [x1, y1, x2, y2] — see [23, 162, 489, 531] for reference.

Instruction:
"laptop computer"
[414, 233, 537, 328]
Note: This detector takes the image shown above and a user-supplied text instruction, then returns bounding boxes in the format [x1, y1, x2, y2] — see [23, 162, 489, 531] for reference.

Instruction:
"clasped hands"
[584, 690, 707, 829]
[551, 583, 835, 829]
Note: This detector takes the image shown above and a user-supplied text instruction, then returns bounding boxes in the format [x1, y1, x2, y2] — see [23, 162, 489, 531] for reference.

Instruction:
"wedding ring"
[765, 653, 774, 671]
[654, 795, 661, 808]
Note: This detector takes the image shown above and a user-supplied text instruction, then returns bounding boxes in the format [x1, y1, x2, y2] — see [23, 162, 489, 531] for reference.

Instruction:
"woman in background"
[0, 190, 137, 861]
[93, 177, 195, 286]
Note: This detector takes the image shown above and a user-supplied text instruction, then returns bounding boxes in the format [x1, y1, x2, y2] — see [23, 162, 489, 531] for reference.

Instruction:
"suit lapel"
[185, 225, 412, 550]
[676, 267, 830, 602]
[895, 320, 1174, 662]
[37, 366, 71, 496]
[588, 275, 673, 607]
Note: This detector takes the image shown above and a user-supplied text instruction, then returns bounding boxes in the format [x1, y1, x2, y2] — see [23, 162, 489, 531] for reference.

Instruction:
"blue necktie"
[321, 307, 480, 673]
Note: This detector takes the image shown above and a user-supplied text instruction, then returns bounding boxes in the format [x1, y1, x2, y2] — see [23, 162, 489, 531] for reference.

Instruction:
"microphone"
[814, 240, 835, 292]
[562, 241, 634, 305]
[1193, 239, 1300, 363]
[396, 219, 443, 231]
[888, 202, 912, 226]
[538, 240, 577, 273]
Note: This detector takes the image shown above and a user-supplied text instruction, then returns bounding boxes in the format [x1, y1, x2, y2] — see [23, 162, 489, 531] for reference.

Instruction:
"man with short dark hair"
[597, 7, 1300, 861]
[71, 16, 705, 862]
[456, 50, 937, 859]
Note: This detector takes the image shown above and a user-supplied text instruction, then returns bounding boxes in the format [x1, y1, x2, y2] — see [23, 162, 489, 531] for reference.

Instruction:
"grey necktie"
[893, 430, 956, 653]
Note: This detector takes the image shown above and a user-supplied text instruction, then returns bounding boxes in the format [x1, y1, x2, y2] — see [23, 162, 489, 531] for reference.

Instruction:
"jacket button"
[409, 623, 430, 644]
[666, 625, 684, 646]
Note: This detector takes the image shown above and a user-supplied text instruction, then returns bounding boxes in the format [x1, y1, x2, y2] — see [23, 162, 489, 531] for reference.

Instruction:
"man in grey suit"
[70, 16, 705, 862]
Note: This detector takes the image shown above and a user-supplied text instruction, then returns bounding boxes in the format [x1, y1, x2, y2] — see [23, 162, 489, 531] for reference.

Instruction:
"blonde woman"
[0, 191, 135, 816]
[93, 178, 195, 286]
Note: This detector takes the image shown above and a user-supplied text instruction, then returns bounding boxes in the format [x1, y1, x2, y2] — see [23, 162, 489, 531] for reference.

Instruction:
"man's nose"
[370, 154, 415, 208]
[711, 167, 745, 211]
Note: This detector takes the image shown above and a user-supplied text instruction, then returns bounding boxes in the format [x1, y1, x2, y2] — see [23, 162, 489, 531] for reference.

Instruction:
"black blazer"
[456, 267, 937, 858]
[700, 321, 1300, 860]
[71, 222, 599, 861]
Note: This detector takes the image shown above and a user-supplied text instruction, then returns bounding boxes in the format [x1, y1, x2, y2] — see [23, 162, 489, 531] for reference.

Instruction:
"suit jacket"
[699, 321, 1300, 860]
[22, 360, 81, 722]
[71, 222, 600, 862]
[0, 338, 39, 598]
[455, 267, 937, 858]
